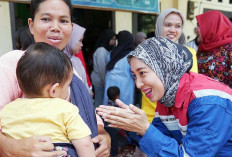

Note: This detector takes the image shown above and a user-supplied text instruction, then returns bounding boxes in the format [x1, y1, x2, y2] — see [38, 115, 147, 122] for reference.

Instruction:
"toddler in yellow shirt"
[0, 42, 95, 157]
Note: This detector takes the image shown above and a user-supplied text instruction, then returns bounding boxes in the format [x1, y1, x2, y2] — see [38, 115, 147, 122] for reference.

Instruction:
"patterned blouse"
[197, 43, 232, 88]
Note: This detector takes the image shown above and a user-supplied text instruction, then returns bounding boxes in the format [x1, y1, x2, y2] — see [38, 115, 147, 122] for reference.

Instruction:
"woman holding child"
[0, 0, 110, 156]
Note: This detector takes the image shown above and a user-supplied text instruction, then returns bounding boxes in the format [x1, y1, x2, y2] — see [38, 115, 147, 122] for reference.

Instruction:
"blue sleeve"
[138, 96, 232, 157]
[139, 125, 184, 157]
[152, 118, 174, 138]
[182, 96, 232, 156]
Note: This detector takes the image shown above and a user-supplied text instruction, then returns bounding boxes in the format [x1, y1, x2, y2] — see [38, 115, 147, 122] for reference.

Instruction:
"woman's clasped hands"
[96, 99, 150, 136]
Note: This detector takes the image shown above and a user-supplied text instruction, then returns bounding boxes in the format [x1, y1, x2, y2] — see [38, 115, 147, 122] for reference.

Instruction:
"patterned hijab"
[127, 37, 192, 107]
[63, 23, 86, 58]
[155, 8, 186, 45]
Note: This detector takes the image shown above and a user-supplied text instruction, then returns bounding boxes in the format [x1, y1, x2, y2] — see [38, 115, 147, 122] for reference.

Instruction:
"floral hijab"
[127, 37, 192, 107]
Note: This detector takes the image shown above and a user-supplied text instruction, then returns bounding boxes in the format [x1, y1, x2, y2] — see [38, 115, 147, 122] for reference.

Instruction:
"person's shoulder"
[95, 47, 108, 54]
[0, 98, 22, 114]
[97, 47, 107, 51]
[0, 50, 24, 59]
[52, 98, 72, 105]
[186, 39, 195, 45]
[184, 46, 196, 55]
[52, 98, 79, 111]
[188, 72, 232, 95]
[70, 55, 82, 64]
[0, 50, 25, 64]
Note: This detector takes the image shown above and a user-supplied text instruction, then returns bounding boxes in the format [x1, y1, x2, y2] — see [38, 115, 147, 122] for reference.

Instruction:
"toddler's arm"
[72, 136, 95, 157]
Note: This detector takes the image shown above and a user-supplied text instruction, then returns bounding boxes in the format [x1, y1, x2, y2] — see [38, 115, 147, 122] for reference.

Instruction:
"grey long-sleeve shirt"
[91, 47, 109, 87]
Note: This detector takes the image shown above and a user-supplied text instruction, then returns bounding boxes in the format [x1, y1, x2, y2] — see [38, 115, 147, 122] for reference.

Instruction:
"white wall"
[115, 11, 132, 34]
[0, 1, 13, 56]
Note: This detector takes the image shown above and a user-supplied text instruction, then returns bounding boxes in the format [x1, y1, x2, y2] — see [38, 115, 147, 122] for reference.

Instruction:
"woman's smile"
[142, 88, 152, 98]
[130, 57, 165, 102]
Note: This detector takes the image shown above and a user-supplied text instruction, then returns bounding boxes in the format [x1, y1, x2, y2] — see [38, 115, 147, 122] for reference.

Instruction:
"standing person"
[185, 27, 202, 52]
[155, 8, 197, 73]
[134, 32, 147, 47]
[0, 0, 110, 156]
[196, 10, 232, 88]
[15, 26, 35, 50]
[91, 29, 116, 108]
[97, 37, 232, 157]
[103, 30, 135, 106]
[0, 42, 95, 157]
[155, 8, 186, 44]
[75, 50, 93, 91]
[105, 86, 120, 157]
[63, 23, 91, 92]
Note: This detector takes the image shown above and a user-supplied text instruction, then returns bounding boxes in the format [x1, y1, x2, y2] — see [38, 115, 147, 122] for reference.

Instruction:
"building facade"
[0, 0, 232, 56]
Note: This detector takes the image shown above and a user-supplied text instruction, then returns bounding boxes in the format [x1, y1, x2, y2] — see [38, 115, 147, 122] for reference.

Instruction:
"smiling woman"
[154, 8, 198, 73]
[131, 57, 164, 102]
[139, 8, 198, 126]
[97, 36, 232, 157]
[155, 8, 185, 45]
[161, 13, 182, 42]
[28, 0, 73, 50]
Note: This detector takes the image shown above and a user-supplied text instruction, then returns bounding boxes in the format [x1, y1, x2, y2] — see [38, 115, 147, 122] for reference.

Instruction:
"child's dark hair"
[16, 42, 73, 97]
[107, 86, 120, 101]
[30, 0, 73, 21]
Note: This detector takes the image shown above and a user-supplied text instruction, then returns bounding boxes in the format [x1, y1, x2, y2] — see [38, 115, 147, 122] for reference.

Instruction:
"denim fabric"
[103, 52, 135, 105]
[93, 86, 104, 108]
[70, 74, 98, 139]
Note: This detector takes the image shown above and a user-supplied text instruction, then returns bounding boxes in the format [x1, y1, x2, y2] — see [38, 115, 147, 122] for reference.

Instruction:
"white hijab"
[155, 8, 186, 45]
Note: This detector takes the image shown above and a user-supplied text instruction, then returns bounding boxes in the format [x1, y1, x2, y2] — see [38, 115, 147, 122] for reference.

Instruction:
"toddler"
[0, 42, 95, 157]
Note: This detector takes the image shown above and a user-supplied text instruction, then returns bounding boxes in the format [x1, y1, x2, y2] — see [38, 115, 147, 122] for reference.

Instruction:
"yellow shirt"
[186, 46, 198, 73]
[0, 98, 91, 143]
[142, 46, 198, 123]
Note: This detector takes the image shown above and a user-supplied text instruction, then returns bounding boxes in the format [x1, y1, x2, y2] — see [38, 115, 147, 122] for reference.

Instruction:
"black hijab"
[94, 29, 116, 51]
[106, 30, 134, 71]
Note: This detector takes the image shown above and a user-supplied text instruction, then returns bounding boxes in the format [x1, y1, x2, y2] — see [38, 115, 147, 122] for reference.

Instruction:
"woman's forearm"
[0, 133, 66, 157]
[0, 132, 19, 157]
[92, 125, 111, 157]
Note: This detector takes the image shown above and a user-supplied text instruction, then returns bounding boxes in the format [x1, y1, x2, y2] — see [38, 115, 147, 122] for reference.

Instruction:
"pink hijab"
[63, 23, 86, 58]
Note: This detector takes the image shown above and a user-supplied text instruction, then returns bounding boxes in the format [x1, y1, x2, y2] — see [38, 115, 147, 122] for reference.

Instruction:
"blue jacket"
[103, 53, 135, 105]
[128, 72, 232, 157]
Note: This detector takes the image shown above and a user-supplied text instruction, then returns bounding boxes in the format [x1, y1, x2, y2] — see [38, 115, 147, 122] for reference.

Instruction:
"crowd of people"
[0, 0, 231, 156]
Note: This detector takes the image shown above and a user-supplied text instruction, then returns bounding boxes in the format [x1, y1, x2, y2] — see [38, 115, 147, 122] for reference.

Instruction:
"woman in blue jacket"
[103, 30, 135, 105]
[97, 37, 232, 157]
